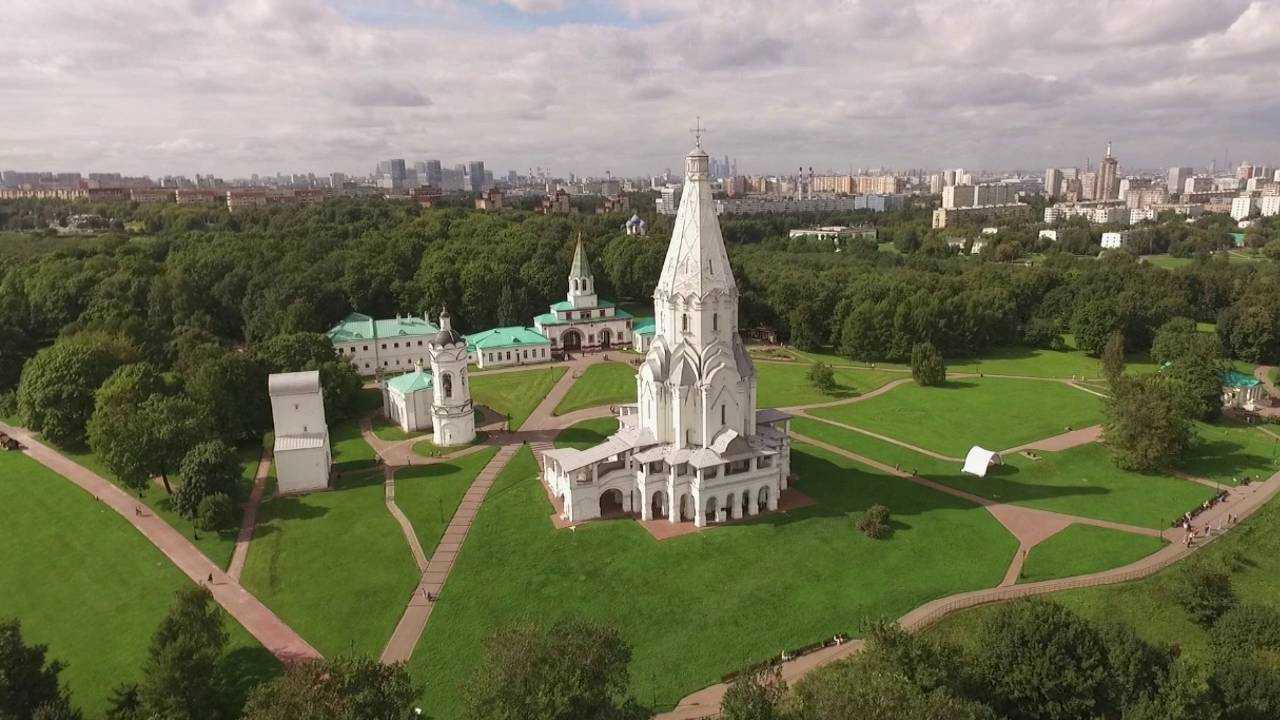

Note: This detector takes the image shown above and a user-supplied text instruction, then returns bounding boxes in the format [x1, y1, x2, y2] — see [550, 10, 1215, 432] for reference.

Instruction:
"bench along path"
[0, 421, 321, 663]
[653, 445, 1280, 720]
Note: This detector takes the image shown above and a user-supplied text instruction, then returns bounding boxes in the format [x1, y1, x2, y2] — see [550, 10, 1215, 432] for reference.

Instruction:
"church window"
[394, 342, 399, 348]
[721, 405, 726, 425]
[363, 345, 368, 351]
[713, 313, 718, 331]
[381, 344, 387, 349]
[682, 314, 689, 332]
[442, 373, 453, 399]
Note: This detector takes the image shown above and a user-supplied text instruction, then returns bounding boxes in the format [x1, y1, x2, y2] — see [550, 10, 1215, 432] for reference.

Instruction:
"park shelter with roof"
[465, 326, 552, 369]
[962, 446, 1001, 477]
[532, 237, 634, 354]
[1221, 370, 1265, 410]
[326, 311, 440, 376]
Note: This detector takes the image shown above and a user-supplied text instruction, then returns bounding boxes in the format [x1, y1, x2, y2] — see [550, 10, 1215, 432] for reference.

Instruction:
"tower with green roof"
[427, 306, 476, 446]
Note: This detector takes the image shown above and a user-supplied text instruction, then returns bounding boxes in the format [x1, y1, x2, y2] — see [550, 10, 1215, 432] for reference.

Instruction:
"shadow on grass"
[218, 645, 281, 713]
[1181, 438, 1276, 480]
[555, 426, 613, 450]
[398, 462, 463, 480]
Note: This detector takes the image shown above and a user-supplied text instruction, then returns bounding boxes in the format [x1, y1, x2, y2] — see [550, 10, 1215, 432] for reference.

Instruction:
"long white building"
[542, 141, 792, 526]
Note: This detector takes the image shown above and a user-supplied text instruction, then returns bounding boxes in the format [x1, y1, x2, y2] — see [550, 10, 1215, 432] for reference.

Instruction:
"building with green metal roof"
[532, 237, 635, 353]
[465, 326, 552, 369]
[382, 365, 436, 432]
[1221, 369, 1265, 410]
[326, 312, 440, 376]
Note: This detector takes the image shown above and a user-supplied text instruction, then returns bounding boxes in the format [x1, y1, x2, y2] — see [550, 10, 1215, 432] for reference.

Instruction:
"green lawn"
[927, 491, 1280, 667]
[1143, 254, 1194, 270]
[471, 366, 567, 430]
[791, 347, 911, 371]
[554, 362, 636, 415]
[1018, 524, 1166, 584]
[57, 440, 265, 569]
[240, 465, 418, 657]
[411, 432, 488, 459]
[789, 417, 1216, 530]
[395, 447, 499, 554]
[809, 377, 1105, 458]
[370, 414, 427, 442]
[411, 443, 1018, 717]
[947, 346, 1160, 379]
[1178, 420, 1280, 485]
[754, 363, 899, 409]
[0, 452, 277, 717]
[554, 417, 620, 450]
[331, 420, 379, 475]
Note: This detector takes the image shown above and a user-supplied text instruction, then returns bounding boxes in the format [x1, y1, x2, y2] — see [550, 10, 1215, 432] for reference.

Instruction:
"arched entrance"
[599, 489, 624, 516]
[679, 493, 693, 522]
[757, 485, 771, 513]
[599, 328, 612, 348]
[705, 496, 718, 523]
[740, 490, 750, 517]
[562, 329, 583, 351]
[651, 490, 667, 519]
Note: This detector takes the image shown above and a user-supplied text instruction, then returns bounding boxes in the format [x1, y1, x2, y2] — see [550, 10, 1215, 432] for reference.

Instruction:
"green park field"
[1017, 524, 1166, 584]
[471, 366, 566, 429]
[554, 362, 636, 415]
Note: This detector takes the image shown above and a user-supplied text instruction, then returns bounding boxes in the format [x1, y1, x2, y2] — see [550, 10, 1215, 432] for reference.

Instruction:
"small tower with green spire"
[567, 234, 598, 310]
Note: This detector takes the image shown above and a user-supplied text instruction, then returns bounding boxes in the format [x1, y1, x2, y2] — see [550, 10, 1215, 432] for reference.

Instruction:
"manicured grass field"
[395, 447, 498, 554]
[554, 362, 636, 415]
[947, 346, 1160, 379]
[1018, 524, 1166, 584]
[411, 444, 1018, 717]
[58, 440, 265, 569]
[554, 417, 620, 450]
[809, 377, 1105, 457]
[471, 366, 566, 430]
[0, 452, 277, 716]
[330, 420, 379, 474]
[370, 415, 426, 442]
[927, 491, 1280, 666]
[1178, 420, 1279, 485]
[789, 417, 1217, 530]
[791, 347, 910, 371]
[411, 432, 488, 459]
[753, 363, 899, 409]
[240, 466, 418, 657]
[1143, 254, 1195, 270]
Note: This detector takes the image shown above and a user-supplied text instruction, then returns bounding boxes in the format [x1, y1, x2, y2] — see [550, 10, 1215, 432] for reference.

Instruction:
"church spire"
[654, 143, 736, 299]
[570, 234, 591, 280]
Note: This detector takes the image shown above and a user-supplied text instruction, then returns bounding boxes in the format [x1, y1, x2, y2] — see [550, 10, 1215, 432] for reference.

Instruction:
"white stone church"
[542, 141, 793, 526]
[380, 308, 477, 447]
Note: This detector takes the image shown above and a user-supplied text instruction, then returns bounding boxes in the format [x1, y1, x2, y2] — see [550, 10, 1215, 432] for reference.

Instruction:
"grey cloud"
[344, 81, 433, 107]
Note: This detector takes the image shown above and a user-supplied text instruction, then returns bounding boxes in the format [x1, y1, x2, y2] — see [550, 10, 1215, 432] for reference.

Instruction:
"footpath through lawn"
[240, 420, 418, 657]
[1017, 524, 1166, 584]
[790, 417, 1217, 530]
[0, 452, 277, 717]
[471, 366, 567, 429]
[553, 362, 636, 415]
[927, 488, 1280, 666]
[395, 446, 499, 555]
[808, 377, 1105, 458]
[411, 443, 1017, 718]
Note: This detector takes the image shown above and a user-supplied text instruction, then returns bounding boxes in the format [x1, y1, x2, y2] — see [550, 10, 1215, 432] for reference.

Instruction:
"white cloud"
[0, 0, 1276, 176]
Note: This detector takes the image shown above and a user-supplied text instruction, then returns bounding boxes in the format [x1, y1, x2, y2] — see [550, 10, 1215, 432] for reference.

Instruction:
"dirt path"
[655, 460, 1280, 719]
[1002, 425, 1102, 454]
[789, 412, 965, 462]
[0, 421, 321, 663]
[227, 447, 271, 581]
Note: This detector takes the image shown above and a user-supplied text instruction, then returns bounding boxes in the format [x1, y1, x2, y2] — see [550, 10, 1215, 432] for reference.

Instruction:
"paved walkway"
[655, 463, 1280, 719]
[378, 354, 597, 663]
[790, 411, 965, 462]
[0, 421, 321, 663]
[227, 446, 271, 581]
[1003, 425, 1102, 454]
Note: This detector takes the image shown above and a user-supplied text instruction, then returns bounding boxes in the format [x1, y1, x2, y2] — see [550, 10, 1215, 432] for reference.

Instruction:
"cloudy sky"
[2, 0, 1278, 178]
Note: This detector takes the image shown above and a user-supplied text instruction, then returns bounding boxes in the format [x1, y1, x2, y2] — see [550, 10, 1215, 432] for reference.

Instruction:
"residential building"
[1100, 231, 1129, 249]
[1231, 195, 1258, 220]
[931, 203, 1031, 229]
[1167, 166, 1193, 196]
[475, 188, 504, 211]
[540, 189, 572, 214]
[1261, 195, 1280, 217]
[1098, 142, 1119, 200]
[466, 326, 553, 369]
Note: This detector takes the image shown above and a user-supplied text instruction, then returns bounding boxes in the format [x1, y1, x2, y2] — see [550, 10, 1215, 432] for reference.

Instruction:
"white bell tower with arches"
[427, 307, 476, 446]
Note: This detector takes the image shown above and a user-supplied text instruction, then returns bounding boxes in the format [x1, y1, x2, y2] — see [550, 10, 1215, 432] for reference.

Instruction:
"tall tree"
[721, 667, 785, 720]
[137, 587, 228, 720]
[1101, 331, 1127, 384]
[16, 333, 136, 447]
[463, 619, 640, 720]
[90, 388, 206, 495]
[172, 441, 241, 519]
[0, 618, 82, 720]
[1104, 374, 1193, 472]
[0, 322, 35, 392]
[186, 352, 270, 442]
[910, 342, 946, 387]
[241, 656, 419, 720]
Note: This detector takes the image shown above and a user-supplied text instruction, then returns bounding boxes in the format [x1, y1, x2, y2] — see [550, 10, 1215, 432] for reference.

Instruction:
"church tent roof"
[962, 446, 1002, 477]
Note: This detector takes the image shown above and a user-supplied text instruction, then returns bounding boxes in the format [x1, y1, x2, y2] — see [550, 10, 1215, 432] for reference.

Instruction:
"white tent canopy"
[963, 446, 1002, 477]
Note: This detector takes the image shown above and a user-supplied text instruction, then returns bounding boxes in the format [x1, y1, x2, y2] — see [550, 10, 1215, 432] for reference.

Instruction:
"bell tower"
[567, 235, 598, 310]
[427, 306, 475, 446]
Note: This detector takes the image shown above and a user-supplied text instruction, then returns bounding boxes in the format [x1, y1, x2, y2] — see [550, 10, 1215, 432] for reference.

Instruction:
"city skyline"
[3, 0, 1279, 177]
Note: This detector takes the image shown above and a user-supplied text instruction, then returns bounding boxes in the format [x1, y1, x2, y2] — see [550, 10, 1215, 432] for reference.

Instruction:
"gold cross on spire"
[690, 116, 707, 148]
